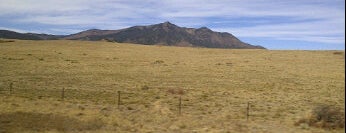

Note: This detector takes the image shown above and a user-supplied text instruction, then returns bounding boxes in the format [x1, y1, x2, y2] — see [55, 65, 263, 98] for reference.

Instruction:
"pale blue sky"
[0, 0, 344, 50]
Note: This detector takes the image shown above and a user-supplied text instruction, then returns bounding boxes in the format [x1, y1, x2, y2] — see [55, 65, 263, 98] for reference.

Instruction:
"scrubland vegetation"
[0, 40, 344, 132]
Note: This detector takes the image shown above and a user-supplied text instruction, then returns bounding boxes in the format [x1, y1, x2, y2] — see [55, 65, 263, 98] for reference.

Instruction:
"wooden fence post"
[247, 102, 250, 121]
[117, 91, 121, 109]
[61, 88, 65, 101]
[179, 96, 182, 115]
[9, 82, 13, 95]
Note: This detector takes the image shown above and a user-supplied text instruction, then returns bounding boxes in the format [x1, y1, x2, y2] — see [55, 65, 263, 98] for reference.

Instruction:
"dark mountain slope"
[0, 30, 42, 40]
[0, 22, 265, 49]
[0, 30, 63, 40]
[64, 22, 265, 49]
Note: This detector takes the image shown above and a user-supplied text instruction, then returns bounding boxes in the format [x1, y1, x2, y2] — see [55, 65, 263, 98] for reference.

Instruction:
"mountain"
[0, 30, 42, 40]
[26, 33, 64, 40]
[62, 29, 120, 40]
[64, 22, 265, 49]
[0, 22, 265, 49]
[0, 30, 63, 40]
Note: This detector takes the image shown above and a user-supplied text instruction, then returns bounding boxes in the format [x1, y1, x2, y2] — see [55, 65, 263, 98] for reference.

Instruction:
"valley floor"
[0, 40, 345, 132]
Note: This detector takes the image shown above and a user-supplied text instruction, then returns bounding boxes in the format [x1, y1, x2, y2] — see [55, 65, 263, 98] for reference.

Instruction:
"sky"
[0, 0, 344, 50]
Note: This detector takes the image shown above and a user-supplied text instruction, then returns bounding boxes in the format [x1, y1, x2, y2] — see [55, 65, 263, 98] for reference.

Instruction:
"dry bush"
[333, 51, 344, 55]
[295, 104, 345, 129]
[141, 85, 149, 90]
[167, 88, 184, 95]
[0, 39, 15, 43]
[153, 60, 164, 64]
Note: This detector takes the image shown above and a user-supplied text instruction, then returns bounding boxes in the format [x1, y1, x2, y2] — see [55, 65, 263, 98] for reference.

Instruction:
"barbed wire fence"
[1, 81, 292, 121]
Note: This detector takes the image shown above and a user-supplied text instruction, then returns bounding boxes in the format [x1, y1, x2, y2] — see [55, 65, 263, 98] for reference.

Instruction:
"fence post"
[61, 88, 65, 101]
[9, 82, 13, 95]
[117, 91, 121, 109]
[179, 96, 182, 115]
[247, 102, 250, 121]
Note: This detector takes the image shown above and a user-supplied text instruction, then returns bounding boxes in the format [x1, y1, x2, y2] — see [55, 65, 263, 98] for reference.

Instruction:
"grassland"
[0, 40, 344, 132]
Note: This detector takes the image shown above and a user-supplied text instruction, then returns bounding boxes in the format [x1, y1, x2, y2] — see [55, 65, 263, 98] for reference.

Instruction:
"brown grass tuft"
[0, 39, 15, 43]
[0, 112, 104, 132]
[333, 51, 344, 55]
[141, 85, 150, 90]
[167, 88, 185, 95]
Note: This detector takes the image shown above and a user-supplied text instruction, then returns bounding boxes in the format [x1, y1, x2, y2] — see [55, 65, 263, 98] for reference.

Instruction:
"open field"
[0, 40, 345, 132]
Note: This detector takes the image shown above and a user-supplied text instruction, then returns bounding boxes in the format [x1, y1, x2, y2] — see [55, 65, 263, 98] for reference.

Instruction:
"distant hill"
[0, 22, 265, 49]
[25, 33, 64, 40]
[0, 30, 63, 40]
[0, 30, 42, 40]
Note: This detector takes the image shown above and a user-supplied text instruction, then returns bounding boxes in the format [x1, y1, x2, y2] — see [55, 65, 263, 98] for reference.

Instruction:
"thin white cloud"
[213, 20, 345, 44]
[0, 0, 89, 15]
[47, 28, 87, 35]
[0, 27, 28, 33]
[1, 0, 344, 23]
[159, 0, 344, 20]
[164, 0, 345, 45]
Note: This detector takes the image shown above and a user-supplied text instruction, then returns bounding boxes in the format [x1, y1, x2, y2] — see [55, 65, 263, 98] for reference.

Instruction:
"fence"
[0, 82, 288, 121]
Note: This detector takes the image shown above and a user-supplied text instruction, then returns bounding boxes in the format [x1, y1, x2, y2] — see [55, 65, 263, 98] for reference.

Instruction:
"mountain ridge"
[0, 22, 265, 49]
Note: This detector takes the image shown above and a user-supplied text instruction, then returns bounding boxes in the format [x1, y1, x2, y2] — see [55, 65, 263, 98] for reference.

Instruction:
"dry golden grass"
[0, 39, 345, 132]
